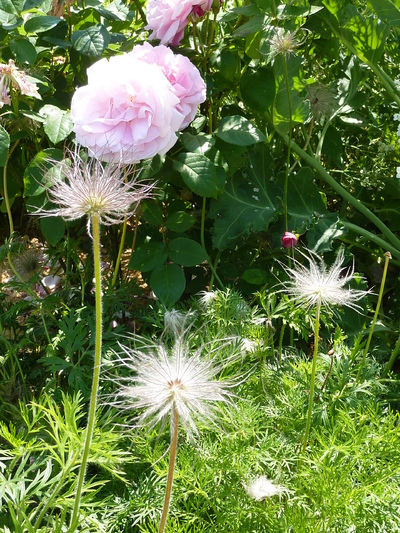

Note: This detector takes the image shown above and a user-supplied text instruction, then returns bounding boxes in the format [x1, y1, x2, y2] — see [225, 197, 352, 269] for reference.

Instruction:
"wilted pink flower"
[70, 54, 184, 163]
[146, 0, 214, 46]
[0, 59, 39, 108]
[281, 231, 298, 249]
[128, 43, 206, 128]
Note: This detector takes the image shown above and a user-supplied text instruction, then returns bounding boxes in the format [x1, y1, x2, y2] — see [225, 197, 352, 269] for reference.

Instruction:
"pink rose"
[128, 43, 206, 129]
[71, 54, 184, 163]
[146, 0, 214, 46]
[281, 231, 298, 249]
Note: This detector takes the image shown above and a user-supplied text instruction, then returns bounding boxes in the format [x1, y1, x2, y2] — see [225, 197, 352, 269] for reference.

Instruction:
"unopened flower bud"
[281, 231, 298, 249]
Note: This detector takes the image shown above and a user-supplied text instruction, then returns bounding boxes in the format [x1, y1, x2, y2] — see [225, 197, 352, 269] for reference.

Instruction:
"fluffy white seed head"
[36, 147, 153, 236]
[282, 250, 370, 311]
[110, 329, 236, 438]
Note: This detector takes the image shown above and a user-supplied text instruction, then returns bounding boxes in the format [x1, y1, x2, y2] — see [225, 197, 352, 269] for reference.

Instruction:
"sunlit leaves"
[322, 1, 390, 64]
[215, 116, 267, 146]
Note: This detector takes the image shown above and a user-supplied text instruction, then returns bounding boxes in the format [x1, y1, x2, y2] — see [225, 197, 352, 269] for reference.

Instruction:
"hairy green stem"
[279, 135, 400, 254]
[69, 215, 103, 532]
[341, 221, 400, 262]
[283, 55, 293, 232]
[356, 252, 391, 382]
[3, 140, 20, 234]
[302, 301, 321, 453]
[158, 406, 179, 533]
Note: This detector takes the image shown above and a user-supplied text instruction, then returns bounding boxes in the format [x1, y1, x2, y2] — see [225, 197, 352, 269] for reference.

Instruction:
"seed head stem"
[301, 300, 321, 453]
[158, 405, 179, 533]
[69, 215, 103, 531]
[357, 252, 391, 382]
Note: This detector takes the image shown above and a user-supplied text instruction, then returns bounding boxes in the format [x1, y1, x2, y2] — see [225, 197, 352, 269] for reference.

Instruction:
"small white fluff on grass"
[243, 476, 289, 501]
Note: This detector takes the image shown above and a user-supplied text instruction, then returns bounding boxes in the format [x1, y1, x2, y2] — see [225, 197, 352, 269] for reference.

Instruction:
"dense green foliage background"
[1, 0, 400, 531]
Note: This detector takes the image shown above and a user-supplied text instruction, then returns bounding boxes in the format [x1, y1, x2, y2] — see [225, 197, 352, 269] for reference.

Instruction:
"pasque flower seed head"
[282, 250, 370, 311]
[111, 328, 235, 438]
[37, 148, 152, 236]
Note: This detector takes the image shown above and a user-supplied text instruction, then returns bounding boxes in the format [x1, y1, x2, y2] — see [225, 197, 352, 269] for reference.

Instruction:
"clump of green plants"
[1, 0, 400, 531]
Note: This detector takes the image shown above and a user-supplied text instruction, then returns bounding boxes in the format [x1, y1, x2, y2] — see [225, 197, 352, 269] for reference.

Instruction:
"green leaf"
[142, 200, 163, 226]
[0, 0, 24, 25]
[150, 263, 185, 307]
[23, 148, 63, 197]
[241, 268, 268, 284]
[39, 105, 73, 144]
[40, 216, 65, 246]
[240, 67, 276, 113]
[287, 168, 327, 230]
[322, 126, 343, 167]
[210, 144, 281, 250]
[322, 2, 390, 64]
[165, 211, 195, 233]
[218, 49, 240, 82]
[168, 238, 208, 267]
[341, 5, 390, 63]
[71, 24, 111, 57]
[128, 242, 167, 272]
[273, 55, 310, 133]
[307, 214, 345, 253]
[180, 132, 215, 154]
[215, 116, 267, 146]
[0, 125, 10, 167]
[232, 13, 266, 37]
[10, 38, 37, 65]
[369, 0, 400, 26]
[173, 153, 225, 198]
[24, 15, 62, 33]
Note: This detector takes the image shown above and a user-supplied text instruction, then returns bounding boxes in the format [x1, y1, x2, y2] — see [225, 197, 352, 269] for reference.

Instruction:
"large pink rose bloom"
[128, 43, 206, 129]
[146, 0, 214, 46]
[70, 55, 184, 163]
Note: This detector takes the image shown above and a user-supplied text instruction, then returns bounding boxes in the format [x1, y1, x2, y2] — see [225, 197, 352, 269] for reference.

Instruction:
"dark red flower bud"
[281, 231, 298, 249]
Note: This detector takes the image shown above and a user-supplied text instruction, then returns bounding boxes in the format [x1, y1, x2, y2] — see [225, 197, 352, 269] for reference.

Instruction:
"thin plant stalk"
[278, 323, 285, 364]
[110, 168, 133, 290]
[356, 252, 391, 382]
[69, 215, 103, 532]
[158, 406, 179, 533]
[341, 221, 400, 263]
[301, 300, 321, 453]
[200, 196, 224, 290]
[382, 334, 400, 378]
[110, 217, 128, 290]
[283, 54, 293, 232]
